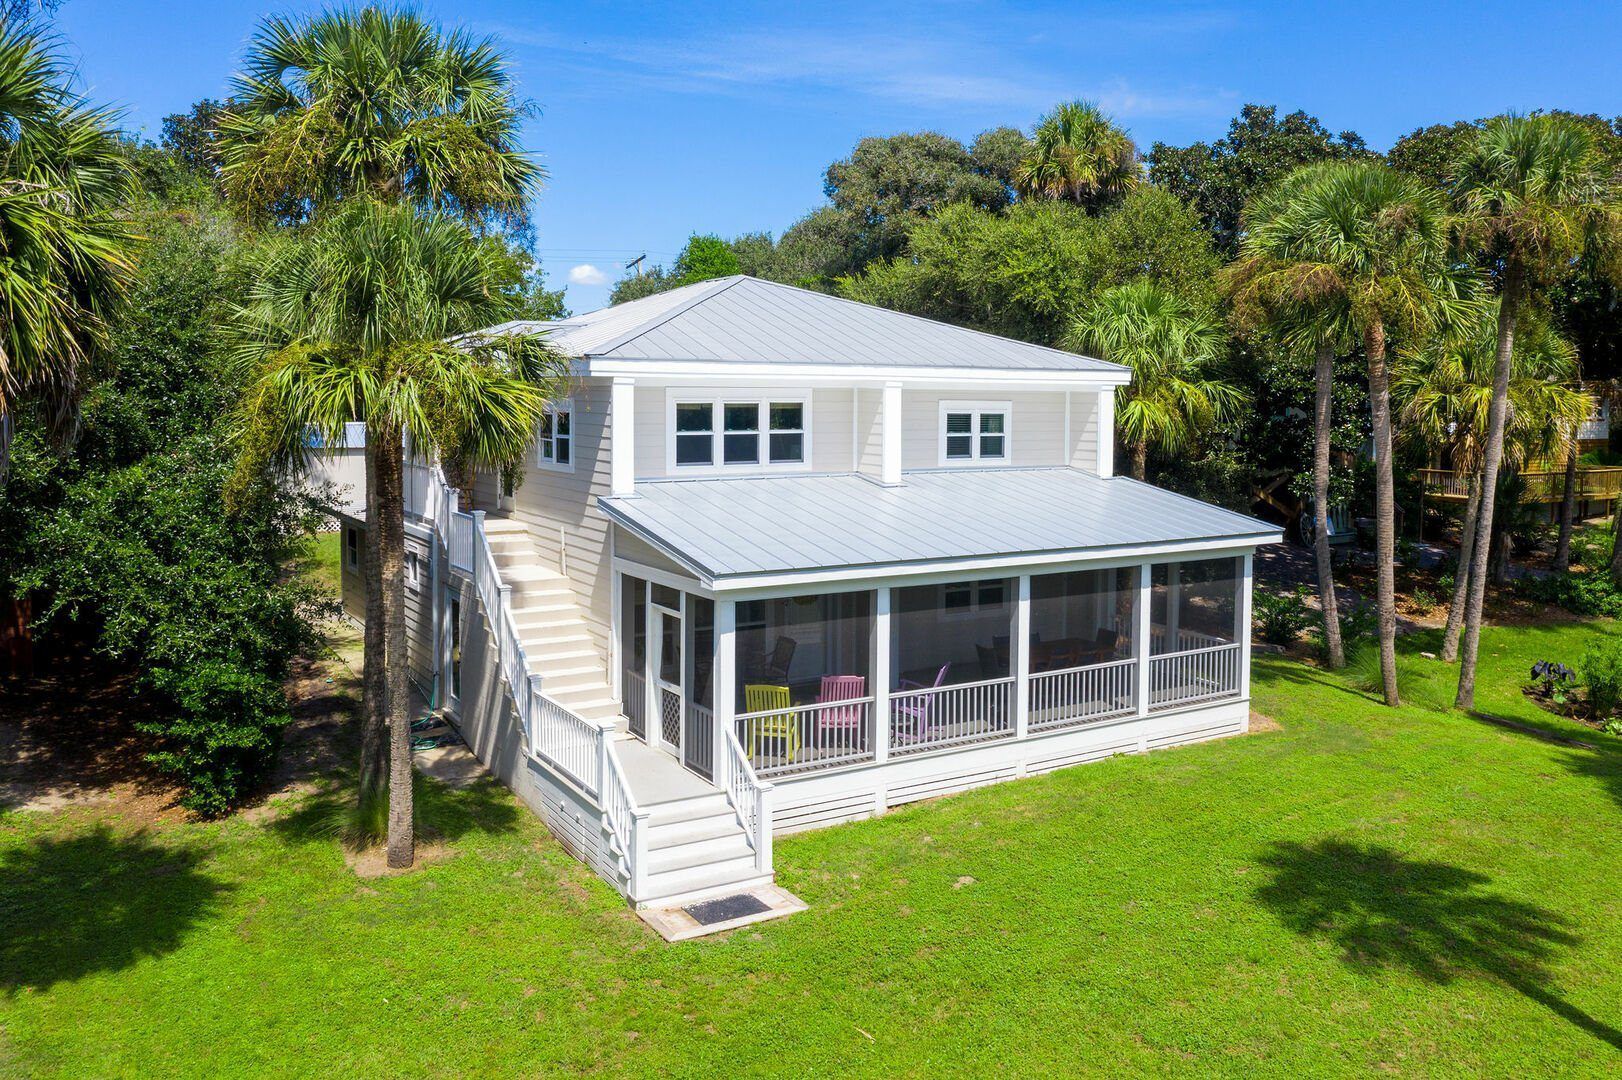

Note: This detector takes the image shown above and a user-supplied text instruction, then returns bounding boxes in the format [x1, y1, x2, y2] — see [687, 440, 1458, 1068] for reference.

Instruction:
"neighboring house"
[340, 276, 1281, 910]
[303, 421, 368, 518]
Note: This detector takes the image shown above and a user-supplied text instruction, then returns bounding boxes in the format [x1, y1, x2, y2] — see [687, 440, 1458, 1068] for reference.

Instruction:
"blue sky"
[56, 1, 1622, 312]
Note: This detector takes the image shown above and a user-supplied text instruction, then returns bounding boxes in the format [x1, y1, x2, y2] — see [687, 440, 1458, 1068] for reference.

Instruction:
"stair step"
[648, 836, 754, 875]
[638, 866, 773, 910]
[648, 815, 747, 851]
[522, 645, 600, 666]
[647, 792, 732, 824]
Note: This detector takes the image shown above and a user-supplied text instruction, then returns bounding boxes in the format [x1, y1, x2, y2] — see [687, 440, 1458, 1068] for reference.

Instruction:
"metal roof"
[599, 468, 1281, 584]
[478, 276, 1128, 376]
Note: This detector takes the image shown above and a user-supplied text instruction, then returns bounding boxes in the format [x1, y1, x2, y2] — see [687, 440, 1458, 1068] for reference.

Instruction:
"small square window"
[941, 405, 1010, 465]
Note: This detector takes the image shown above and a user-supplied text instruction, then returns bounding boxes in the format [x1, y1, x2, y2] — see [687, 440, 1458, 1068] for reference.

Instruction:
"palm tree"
[1450, 113, 1617, 709]
[229, 200, 567, 867]
[0, 21, 137, 473]
[217, 6, 540, 228]
[1016, 101, 1140, 211]
[216, 5, 544, 832]
[1066, 280, 1238, 480]
[1396, 314, 1591, 657]
[1232, 161, 1471, 706]
[1226, 165, 1360, 668]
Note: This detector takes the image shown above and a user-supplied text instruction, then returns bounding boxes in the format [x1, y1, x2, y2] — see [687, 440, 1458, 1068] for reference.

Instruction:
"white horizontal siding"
[902, 390, 1069, 470]
[633, 384, 855, 478]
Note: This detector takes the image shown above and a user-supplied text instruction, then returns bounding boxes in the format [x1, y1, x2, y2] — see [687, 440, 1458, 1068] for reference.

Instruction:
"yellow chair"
[743, 684, 799, 762]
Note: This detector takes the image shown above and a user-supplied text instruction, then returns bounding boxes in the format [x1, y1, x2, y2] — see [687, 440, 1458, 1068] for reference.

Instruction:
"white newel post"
[526, 673, 542, 755]
[873, 587, 892, 765]
[1238, 551, 1254, 709]
[714, 599, 736, 780]
[881, 381, 903, 486]
[610, 376, 636, 497]
[1135, 561, 1152, 716]
[1014, 574, 1031, 741]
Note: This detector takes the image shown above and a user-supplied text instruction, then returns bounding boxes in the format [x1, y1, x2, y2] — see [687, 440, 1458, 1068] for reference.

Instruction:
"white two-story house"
[346, 275, 1281, 912]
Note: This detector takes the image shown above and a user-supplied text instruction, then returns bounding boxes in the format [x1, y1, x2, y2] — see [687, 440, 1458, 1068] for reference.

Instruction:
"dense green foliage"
[3, 621, 1621, 1073]
[1, 199, 323, 814]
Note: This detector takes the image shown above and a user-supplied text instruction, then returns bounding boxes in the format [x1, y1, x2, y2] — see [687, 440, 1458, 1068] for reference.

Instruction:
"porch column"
[1237, 552, 1254, 703]
[610, 376, 636, 497]
[714, 598, 737, 777]
[873, 587, 892, 763]
[881, 381, 903, 486]
[1165, 561, 1181, 651]
[1014, 573, 1031, 740]
[1096, 390, 1115, 478]
[1135, 561, 1152, 716]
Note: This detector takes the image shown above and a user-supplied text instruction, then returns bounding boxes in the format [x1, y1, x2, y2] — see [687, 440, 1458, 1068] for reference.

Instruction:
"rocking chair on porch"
[814, 675, 866, 742]
[743, 684, 800, 762]
[892, 664, 951, 744]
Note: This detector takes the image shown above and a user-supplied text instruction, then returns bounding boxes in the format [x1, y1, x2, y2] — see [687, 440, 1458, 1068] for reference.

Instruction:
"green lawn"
[294, 529, 343, 600]
[3, 621, 1622, 1077]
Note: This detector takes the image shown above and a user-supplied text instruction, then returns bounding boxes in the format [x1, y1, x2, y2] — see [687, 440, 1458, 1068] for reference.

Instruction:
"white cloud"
[568, 263, 608, 286]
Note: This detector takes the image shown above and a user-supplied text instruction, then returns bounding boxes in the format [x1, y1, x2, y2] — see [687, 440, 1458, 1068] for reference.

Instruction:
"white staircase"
[481, 514, 771, 909]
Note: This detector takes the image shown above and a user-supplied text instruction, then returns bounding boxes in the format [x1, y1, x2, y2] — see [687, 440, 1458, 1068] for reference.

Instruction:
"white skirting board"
[770, 698, 1250, 835]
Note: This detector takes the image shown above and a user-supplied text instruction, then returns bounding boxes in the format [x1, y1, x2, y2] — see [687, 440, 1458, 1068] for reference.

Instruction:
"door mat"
[684, 893, 771, 925]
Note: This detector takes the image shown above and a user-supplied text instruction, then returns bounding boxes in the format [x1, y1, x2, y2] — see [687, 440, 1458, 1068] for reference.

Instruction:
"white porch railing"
[717, 728, 774, 875]
[1149, 643, 1242, 711]
[403, 458, 652, 894]
[1028, 658, 1137, 731]
[735, 698, 876, 778]
[889, 676, 1015, 756]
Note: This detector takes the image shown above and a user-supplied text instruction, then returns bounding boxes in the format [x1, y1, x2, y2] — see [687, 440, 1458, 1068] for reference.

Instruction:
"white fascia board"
[581, 357, 1132, 389]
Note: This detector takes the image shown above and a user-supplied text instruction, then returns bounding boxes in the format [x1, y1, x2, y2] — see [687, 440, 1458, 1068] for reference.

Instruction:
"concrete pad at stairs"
[638, 884, 807, 942]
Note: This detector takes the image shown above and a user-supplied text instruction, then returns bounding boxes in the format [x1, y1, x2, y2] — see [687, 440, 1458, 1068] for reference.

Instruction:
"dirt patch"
[1248, 710, 1282, 733]
[345, 840, 454, 878]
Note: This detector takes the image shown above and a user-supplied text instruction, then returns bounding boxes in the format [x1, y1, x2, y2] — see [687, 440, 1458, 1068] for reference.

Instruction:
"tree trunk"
[1440, 476, 1481, 662]
[1457, 262, 1523, 710]
[1366, 321, 1400, 706]
[376, 424, 415, 869]
[1131, 440, 1148, 481]
[1553, 443, 1579, 573]
[1609, 490, 1622, 588]
[358, 442, 388, 802]
[1312, 341, 1344, 669]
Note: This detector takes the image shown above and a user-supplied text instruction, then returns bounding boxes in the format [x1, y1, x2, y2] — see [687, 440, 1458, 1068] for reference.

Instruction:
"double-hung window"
[671, 396, 808, 470]
[344, 526, 360, 570]
[537, 401, 572, 470]
[939, 401, 1010, 465]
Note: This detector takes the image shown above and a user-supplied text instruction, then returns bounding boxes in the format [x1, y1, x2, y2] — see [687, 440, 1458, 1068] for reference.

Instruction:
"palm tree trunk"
[1609, 491, 1622, 588]
[1366, 321, 1400, 706]
[1553, 443, 1578, 573]
[375, 424, 415, 869]
[1131, 440, 1148, 481]
[1440, 475, 1481, 662]
[358, 441, 387, 802]
[1457, 262, 1523, 710]
[1312, 341, 1344, 669]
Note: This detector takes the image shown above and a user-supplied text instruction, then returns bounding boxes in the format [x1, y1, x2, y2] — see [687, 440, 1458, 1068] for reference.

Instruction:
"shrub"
[1529, 659, 1576, 705]
[1253, 586, 1316, 646]
[1514, 570, 1622, 619]
[1581, 640, 1622, 722]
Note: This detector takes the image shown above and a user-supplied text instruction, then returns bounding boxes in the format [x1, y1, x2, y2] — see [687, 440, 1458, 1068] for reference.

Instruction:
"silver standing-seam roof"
[600, 468, 1281, 585]
[475, 275, 1129, 377]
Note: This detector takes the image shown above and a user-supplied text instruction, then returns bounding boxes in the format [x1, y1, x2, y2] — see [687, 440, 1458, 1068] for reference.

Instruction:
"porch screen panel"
[684, 595, 715, 779]
[1028, 568, 1136, 666]
[734, 591, 875, 777]
[891, 578, 1015, 688]
[1150, 557, 1241, 655]
[619, 575, 647, 738]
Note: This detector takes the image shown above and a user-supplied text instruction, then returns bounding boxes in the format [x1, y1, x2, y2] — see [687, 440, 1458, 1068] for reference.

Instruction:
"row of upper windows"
[530, 396, 1018, 475]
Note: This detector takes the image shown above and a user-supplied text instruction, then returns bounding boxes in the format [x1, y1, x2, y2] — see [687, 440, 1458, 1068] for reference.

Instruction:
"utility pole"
[624, 254, 645, 278]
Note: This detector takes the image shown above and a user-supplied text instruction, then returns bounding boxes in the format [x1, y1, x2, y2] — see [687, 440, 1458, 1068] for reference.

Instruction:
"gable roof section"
[478, 276, 1127, 376]
[599, 467, 1280, 586]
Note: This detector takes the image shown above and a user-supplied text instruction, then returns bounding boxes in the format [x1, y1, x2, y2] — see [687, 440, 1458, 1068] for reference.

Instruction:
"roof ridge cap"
[585, 276, 746, 358]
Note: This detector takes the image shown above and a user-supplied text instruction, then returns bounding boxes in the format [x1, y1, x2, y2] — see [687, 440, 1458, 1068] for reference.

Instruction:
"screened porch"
[617, 554, 1251, 783]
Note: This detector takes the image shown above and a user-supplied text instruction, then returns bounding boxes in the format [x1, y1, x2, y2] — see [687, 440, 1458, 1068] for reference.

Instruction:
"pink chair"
[815, 675, 867, 742]
[892, 664, 951, 743]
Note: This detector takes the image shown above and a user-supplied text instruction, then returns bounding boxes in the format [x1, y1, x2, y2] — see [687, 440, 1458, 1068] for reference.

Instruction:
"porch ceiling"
[599, 467, 1281, 585]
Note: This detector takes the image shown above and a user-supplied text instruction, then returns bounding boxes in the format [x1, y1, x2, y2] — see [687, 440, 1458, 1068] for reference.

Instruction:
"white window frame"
[536, 399, 574, 473]
[343, 526, 360, 571]
[938, 578, 1010, 622]
[405, 548, 424, 592]
[938, 400, 1012, 466]
[664, 390, 813, 474]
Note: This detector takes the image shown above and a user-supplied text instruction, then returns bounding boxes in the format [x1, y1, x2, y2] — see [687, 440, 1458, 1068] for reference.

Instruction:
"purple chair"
[892, 664, 951, 743]
[815, 675, 867, 743]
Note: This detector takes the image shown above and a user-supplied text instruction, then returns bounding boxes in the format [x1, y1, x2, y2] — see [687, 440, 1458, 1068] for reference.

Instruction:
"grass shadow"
[267, 769, 523, 850]
[1254, 839, 1621, 1051]
[1563, 741, 1622, 817]
[0, 825, 230, 993]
